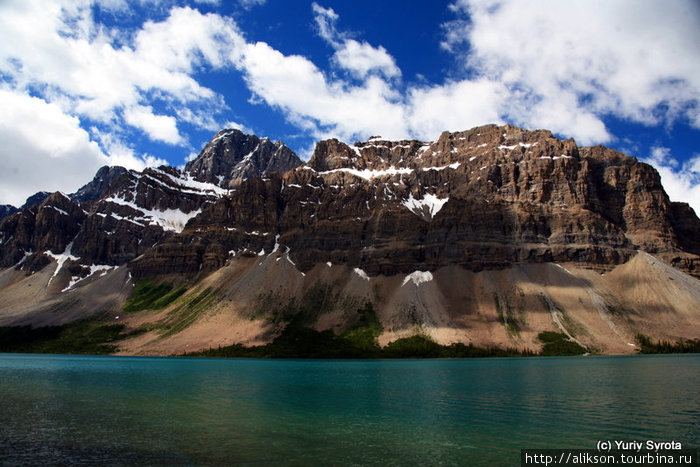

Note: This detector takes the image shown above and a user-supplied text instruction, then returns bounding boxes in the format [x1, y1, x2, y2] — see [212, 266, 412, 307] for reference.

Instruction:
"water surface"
[0, 354, 697, 465]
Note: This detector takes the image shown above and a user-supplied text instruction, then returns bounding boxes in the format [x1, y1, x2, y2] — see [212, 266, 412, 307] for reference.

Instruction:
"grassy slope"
[1, 277, 696, 358]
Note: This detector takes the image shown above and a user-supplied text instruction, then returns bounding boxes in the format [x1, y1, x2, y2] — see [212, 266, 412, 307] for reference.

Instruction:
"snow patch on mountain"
[62, 264, 117, 292]
[319, 166, 413, 180]
[401, 270, 434, 287]
[402, 193, 449, 221]
[45, 205, 70, 216]
[46, 242, 79, 285]
[422, 162, 461, 172]
[105, 196, 201, 233]
[151, 169, 228, 196]
[353, 267, 370, 281]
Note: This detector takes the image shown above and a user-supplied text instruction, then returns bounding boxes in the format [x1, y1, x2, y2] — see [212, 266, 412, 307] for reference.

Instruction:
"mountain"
[184, 128, 302, 187]
[133, 124, 699, 278]
[70, 165, 128, 204]
[20, 191, 52, 211]
[0, 125, 698, 356]
[0, 191, 54, 223]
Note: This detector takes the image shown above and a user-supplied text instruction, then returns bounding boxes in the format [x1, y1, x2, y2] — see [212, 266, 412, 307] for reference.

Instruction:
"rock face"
[132, 124, 700, 278]
[0, 192, 87, 271]
[184, 129, 302, 188]
[70, 166, 128, 204]
[0, 191, 56, 222]
[3, 124, 698, 281]
[20, 191, 52, 211]
[0, 129, 303, 277]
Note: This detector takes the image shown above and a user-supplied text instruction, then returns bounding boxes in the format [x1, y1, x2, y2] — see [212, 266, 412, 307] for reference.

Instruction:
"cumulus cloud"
[90, 127, 168, 169]
[407, 79, 506, 141]
[240, 41, 406, 141]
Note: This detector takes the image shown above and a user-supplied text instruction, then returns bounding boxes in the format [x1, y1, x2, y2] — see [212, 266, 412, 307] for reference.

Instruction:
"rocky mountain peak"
[0, 205, 18, 221]
[20, 191, 52, 211]
[307, 124, 582, 178]
[184, 128, 302, 188]
[70, 165, 128, 204]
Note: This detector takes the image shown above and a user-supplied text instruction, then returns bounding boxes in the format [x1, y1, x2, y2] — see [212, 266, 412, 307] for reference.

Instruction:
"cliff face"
[0, 192, 86, 270]
[131, 124, 699, 279]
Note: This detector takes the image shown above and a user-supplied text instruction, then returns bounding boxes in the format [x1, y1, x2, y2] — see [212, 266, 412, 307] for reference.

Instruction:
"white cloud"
[0, 87, 172, 206]
[443, 0, 700, 143]
[311, 3, 339, 45]
[332, 40, 401, 80]
[240, 41, 406, 141]
[91, 127, 167, 170]
[0, 89, 104, 206]
[222, 120, 254, 135]
[311, 3, 400, 80]
[123, 105, 184, 144]
[645, 147, 700, 216]
[133, 6, 243, 72]
[407, 79, 506, 141]
[0, 1, 244, 139]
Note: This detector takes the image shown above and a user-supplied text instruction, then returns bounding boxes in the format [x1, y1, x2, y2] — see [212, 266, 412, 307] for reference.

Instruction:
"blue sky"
[0, 0, 699, 214]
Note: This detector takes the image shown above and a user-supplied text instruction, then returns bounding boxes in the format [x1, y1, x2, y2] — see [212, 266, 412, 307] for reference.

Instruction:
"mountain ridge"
[0, 124, 698, 356]
[132, 124, 699, 279]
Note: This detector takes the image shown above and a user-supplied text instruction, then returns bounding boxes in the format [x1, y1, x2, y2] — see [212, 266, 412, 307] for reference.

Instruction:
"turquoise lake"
[0, 354, 697, 465]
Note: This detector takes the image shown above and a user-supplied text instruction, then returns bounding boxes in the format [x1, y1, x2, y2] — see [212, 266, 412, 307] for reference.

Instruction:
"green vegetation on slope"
[494, 292, 521, 338]
[0, 321, 137, 354]
[158, 287, 217, 338]
[8, 278, 696, 358]
[189, 299, 536, 359]
[124, 280, 187, 312]
[636, 334, 700, 354]
[538, 331, 587, 356]
[341, 301, 382, 353]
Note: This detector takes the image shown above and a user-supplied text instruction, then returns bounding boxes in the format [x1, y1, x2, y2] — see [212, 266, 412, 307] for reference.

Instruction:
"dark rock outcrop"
[184, 129, 302, 187]
[70, 165, 128, 204]
[0, 205, 17, 221]
[70, 166, 225, 266]
[0, 192, 86, 269]
[20, 191, 51, 210]
[2, 124, 698, 283]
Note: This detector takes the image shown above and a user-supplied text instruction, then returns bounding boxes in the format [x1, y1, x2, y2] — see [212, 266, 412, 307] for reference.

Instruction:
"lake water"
[0, 354, 697, 465]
